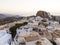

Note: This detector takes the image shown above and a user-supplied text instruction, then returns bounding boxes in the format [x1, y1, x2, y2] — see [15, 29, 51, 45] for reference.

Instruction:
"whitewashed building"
[16, 26, 33, 35]
[14, 32, 53, 45]
[35, 16, 43, 22]
[28, 16, 43, 26]
[46, 21, 60, 31]
[54, 38, 60, 45]
[0, 30, 12, 45]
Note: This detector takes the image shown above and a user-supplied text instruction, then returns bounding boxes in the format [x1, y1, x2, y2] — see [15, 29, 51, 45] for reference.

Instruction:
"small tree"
[9, 26, 17, 40]
[23, 22, 28, 25]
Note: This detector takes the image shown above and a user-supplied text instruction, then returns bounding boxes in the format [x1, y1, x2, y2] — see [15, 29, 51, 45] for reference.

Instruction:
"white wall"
[26, 40, 38, 45]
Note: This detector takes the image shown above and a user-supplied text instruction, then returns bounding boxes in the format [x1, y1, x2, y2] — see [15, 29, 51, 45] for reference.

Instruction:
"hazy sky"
[0, 0, 60, 16]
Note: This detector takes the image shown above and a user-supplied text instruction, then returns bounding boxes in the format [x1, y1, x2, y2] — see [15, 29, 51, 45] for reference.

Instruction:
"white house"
[28, 21, 39, 26]
[54, 38, 60, 45]
[16, 26, 33, 35]
[28, 16, 43, 23]
[46, 21, 60, 31]
[46, 26, 55, 30]
[28, 16, 44, 26]
[0, 30, 12, 45]
[35, 16, 43, 22]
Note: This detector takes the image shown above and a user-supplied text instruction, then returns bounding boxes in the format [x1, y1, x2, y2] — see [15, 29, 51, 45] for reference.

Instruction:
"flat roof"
[25, 35, 39, 42]
[18, 32, 40, 42]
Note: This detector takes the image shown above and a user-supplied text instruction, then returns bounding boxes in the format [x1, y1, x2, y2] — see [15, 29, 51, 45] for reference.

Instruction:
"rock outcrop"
[36, 10, 56, 21]
[36, 11, 49, 18]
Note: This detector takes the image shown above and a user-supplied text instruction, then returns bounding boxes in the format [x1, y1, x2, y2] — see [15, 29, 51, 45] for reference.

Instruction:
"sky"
[0, 0, 60, 16]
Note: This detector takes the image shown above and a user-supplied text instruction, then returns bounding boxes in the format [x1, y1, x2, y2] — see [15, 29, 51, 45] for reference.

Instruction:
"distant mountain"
[0, 14, 7, 19]
[55, 16, 60, 22]
[0, 14, 23, 25]
[0, 14, 21, 20]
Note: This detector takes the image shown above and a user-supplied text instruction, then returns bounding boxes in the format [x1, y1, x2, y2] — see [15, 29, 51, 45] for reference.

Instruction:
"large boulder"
[36, 11, 49, 18]
[36, 11, 56, 21]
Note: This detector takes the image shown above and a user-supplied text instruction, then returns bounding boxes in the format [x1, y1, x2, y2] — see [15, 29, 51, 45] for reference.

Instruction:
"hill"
[0, 14, 7, 19]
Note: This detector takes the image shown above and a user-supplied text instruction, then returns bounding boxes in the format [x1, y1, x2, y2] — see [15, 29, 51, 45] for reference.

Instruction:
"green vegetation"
[9, 22, 28, 40]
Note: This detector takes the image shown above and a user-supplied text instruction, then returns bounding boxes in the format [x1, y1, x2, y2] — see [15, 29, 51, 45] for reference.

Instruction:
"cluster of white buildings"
[1, 15, 60, 45]
[14, 32, 53, 45]
[13, 16, 60, 45]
